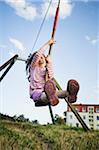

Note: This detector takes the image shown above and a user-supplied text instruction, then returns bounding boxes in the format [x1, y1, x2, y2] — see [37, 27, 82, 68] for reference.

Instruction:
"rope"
[31, 0, 52, 52]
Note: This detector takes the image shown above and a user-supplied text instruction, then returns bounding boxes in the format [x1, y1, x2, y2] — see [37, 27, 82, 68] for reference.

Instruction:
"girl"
[26, 39, 79, 106]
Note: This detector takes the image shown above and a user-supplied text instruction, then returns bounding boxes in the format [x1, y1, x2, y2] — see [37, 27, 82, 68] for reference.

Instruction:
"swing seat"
[35, 99, 50, 107]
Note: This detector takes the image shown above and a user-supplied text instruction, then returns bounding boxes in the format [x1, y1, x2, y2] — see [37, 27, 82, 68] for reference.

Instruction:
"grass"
[0, 118, 99, 150]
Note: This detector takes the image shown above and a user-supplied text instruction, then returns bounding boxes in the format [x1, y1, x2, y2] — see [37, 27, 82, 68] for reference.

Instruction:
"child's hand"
[49, 38, 56, 45]
[46, 55, 51, 63]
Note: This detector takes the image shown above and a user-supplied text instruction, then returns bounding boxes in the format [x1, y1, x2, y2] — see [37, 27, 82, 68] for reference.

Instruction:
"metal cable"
[31, 0, 52, 52]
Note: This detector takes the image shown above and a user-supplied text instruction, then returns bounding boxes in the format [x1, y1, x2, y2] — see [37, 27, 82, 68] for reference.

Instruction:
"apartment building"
[64, 104, 99, 130]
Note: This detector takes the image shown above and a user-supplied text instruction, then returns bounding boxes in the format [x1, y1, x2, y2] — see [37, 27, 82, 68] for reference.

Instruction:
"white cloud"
[85, 35, 99, 45]
[5, 0, 73, 21]
[41, 1, 73, 19]
[5, 0, 37, 21]
[9, 38, 26, 51]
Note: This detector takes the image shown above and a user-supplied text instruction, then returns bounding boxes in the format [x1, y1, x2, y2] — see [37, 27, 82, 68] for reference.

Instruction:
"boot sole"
[44, 80, 59, 106]
[67, 80, 79, 103]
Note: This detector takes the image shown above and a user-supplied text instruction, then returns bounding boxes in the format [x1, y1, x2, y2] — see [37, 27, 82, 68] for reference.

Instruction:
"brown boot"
[67, 79, 80, 103]
[44, 80, 59, 106]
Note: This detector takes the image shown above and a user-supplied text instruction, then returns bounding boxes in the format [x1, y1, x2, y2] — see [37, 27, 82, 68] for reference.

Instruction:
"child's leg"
[44, 80, 59, 106]
[31, 91, 49, 106]
[53, 79, 79, 103]
[31, 89, 67, 106]
[39, 84, 79, 105]
[31, 89, 68, 101]
[41, 90, 68, 101]
[44, 79, 79, 105]
[57, 90, 69, 98]
[67, 79, 79, 103]
[33, 79, 79, 106]
[31, 91, 42, 102]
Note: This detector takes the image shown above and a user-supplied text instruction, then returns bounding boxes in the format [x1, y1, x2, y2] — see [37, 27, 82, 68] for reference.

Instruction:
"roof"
[70, 103, 99, 107]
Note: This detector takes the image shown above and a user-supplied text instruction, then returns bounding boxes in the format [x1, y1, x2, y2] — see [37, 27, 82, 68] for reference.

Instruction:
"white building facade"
[65, 104, 99, 130]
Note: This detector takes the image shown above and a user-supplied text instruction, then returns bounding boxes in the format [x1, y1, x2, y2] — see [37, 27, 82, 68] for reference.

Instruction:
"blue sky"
[0, 0, 99, 124]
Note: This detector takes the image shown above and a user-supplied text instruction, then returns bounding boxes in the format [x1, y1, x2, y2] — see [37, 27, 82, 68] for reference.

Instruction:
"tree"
[54, 114, 65, 124]
[32, 120, 39, 124]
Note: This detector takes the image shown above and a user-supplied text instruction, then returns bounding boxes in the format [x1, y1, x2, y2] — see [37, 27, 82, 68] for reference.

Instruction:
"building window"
[82, 107, 87, 112]
[75, 108, 79, 112]
[89, 119, 93, 122]
[97, 116, 99, 120]
[76, 123, 79, 127]
[64, 111, 67, 116]
[90, 124, 94, 127]
[89, 111, 93, 114]
[90, 123, 94, 129]
[89, 108, 94, 112]
[89, 115, 93, 118]
[96, 108, 99, 113]
[83, 115, 86, 120]
[70, 115, 72, 119]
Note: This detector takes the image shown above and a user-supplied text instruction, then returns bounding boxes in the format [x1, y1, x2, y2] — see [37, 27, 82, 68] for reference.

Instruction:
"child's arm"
[46, 55, 54, 79]
[38, 39, 55, 55]
[31, 39, 55, 67]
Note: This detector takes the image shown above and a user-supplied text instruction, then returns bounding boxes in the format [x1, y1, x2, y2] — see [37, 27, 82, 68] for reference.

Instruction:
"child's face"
[39, 55, 46, 65]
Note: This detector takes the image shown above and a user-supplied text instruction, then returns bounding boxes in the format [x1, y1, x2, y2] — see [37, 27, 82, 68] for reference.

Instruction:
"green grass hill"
[0, 114, 99, 150]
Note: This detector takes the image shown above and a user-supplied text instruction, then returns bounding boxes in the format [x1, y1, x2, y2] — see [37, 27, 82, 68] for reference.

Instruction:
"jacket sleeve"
[31, 41, 49, 67]
[47, 61, 54, 79]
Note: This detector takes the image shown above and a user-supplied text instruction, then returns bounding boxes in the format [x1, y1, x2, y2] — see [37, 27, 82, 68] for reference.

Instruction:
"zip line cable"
[31, 0, 52, 52]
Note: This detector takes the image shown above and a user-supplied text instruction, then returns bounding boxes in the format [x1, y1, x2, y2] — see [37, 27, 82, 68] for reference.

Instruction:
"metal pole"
[48, 105, 55, 124]
[17, 57, 27, 62]
[0, 55, 18, 82]
[0, 60, 15, 82]
[0, 54, 18, 71]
